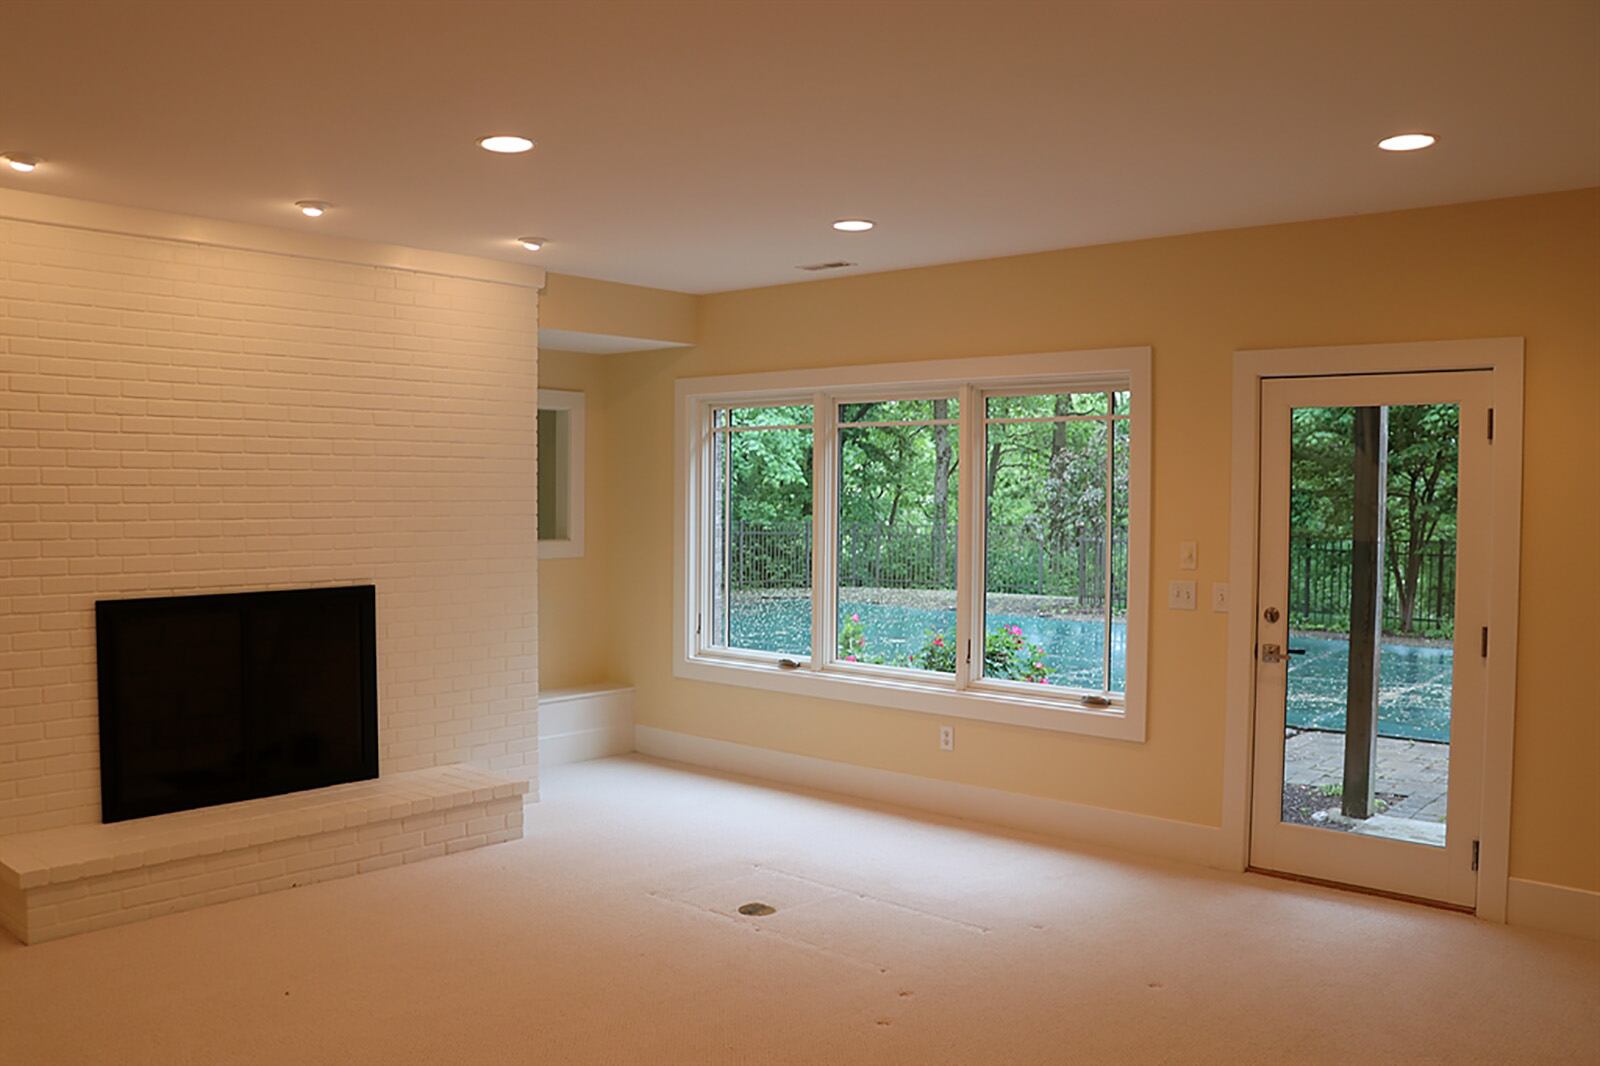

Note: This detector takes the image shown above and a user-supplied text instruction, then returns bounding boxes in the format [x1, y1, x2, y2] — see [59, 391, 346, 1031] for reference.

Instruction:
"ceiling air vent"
[796, 260, 857, 272]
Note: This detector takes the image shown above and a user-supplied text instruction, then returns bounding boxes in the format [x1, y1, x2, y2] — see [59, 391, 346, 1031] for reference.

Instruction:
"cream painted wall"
[536, 349, 615, 690]
[593, 190, 1599, 894]
[540, 274, 697, 347]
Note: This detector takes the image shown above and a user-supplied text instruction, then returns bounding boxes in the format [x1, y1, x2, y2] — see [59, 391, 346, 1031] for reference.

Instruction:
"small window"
[538, 389, 585, 559]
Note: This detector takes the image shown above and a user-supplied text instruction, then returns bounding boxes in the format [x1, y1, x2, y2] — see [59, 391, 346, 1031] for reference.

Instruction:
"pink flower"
[1009, 625, 1023, 637]
[850, 613, 860, 623]
[845, 654, 857, 662]
[933, 636, 944, 647]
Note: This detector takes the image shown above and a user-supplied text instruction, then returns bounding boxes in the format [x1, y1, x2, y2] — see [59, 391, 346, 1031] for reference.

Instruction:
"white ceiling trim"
[539, 328, 692, 355]
[0, 187, 548, 290]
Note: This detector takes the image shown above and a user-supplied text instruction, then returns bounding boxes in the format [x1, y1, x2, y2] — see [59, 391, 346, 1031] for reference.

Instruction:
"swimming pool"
[728, 598, 1453, 742]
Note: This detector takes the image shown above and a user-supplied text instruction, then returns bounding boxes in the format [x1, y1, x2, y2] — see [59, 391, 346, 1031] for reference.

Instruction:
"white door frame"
[1222, 338, 1524, 922]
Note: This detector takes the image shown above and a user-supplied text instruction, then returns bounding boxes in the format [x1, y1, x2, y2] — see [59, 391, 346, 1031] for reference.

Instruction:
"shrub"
[840, 617, 1051, 683]
[838, 613, 873, 663]
[981, 624, 1050, 683]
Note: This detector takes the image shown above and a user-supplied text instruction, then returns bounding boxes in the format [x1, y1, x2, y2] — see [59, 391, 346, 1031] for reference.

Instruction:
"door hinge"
[1487, 407, 1495, 441]
[1481, 626, 1489, 658]
[1472, 839, 1480, 872]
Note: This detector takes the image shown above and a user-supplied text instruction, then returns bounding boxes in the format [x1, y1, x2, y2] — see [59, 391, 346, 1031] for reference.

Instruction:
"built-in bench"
[538, 685, 634, 766]
[0, 765, 528, 944]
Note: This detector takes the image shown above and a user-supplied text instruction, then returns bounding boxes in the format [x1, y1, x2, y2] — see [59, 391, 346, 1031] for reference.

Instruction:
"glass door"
[1249, 371, 1491, 906]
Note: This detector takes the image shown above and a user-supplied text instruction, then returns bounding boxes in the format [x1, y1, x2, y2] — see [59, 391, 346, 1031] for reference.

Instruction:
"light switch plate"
[1211, 582, 1230, 612]
[1179, 541, 1198, 571]
[1168, 580, 1197, 610]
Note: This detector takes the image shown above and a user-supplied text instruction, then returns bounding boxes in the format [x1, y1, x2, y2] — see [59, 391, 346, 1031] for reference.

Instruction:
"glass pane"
[1280, 404, 1458, 847]
[986, 391, 1110, 419]
[837, 418, 958, 672]
[725, 404, 813, 428]
[1110, 417, 1130, 690]
[837, 397, 958, 424]
[709, 421, 814, 656]
[536, 408, 569, 541]
[982, 415, 1121, 691]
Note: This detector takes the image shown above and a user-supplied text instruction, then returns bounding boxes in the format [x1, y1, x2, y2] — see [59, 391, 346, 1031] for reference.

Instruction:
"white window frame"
[537, 388, 586, 559]
[673, 347, 1152, 741]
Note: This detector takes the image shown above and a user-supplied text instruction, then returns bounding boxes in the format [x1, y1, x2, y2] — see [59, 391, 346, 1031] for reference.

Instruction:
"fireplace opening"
[95, 584, 379, 823]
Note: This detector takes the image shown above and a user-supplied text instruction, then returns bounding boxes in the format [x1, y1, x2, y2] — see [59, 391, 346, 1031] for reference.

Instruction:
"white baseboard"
[1506, 877, 1600, 941]
[633, 725, 1225, 869]
[538, 686, 634, 767]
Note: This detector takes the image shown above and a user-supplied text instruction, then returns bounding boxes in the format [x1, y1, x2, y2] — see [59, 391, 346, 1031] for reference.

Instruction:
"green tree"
[1289, 404, 1458, 635]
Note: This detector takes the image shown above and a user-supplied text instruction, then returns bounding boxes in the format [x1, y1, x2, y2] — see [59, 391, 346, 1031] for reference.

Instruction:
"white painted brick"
[0, 702, 528, 942]
[122, 880, 183, 908]
[334, 841, 381, 865]
[304, 861, 359, 885]
[283, 848, 338, 875]
[57, 890, 122, 922]
[356, 853, 401, 874]
[446, 834, 487, 855]
[379, 830, 423, 855]
[0, 215, 540, 842]
[357, 821, 402, 844]
[423, 822, 464, 846]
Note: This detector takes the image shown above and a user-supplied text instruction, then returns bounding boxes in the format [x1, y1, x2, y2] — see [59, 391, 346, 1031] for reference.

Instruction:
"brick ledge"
[0, 766, 527, 892]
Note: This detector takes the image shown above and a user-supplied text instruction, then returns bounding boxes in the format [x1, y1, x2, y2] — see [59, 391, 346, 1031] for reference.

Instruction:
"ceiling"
[2, 0, 1596, 294]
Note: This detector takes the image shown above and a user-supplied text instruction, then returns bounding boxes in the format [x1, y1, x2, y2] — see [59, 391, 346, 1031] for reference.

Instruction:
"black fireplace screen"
[96, 585, 378, 822]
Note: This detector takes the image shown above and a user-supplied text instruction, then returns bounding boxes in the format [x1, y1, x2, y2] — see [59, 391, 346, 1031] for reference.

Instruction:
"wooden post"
[1343, 406, 1389, 819]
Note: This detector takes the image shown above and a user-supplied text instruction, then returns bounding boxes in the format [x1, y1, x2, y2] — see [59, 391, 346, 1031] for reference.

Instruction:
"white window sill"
[675, 654, 1147, 741]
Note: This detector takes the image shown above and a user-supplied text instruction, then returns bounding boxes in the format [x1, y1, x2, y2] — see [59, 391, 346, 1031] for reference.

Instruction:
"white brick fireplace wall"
[0, 191, 544, 839]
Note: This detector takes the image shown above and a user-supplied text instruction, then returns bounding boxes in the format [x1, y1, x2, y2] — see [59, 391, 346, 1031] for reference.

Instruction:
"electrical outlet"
[1167, 580, 1197, 610]
[939, 725, 954, 751]
[1178, 541, 1198, 571]
[1211, 582, 1230, 612]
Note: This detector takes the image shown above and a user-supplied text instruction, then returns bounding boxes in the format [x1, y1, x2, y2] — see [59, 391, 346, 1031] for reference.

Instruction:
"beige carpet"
[1, 755, 1595, 1065]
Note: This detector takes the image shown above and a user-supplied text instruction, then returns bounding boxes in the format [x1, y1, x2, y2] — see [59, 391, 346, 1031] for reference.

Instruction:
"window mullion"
[811, 391, 835, 670]
[1102, 399, 1115, 693]
[955, 384, 981, 690]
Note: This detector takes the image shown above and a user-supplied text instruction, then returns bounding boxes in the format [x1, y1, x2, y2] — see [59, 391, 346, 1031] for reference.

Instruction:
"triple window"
[682, 349, 1150, 737]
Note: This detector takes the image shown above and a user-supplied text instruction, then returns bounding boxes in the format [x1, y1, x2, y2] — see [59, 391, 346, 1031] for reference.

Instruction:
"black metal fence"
[724, 521, 1454, 636]
[1289, 535, 1456, 636]
[725, 521, 1127, 610]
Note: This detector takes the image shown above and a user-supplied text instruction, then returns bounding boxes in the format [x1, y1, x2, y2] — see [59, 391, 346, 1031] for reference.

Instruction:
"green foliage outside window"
[838, 611, 1050, 683]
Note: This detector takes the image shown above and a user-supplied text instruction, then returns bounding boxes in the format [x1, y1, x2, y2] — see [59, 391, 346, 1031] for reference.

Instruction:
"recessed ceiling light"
[832, 218, 875, 232]
[517, 237, 546, 252]
[1377, 133, 1437, 152]
[295, 200, 329, 218]
[2, 153, 41, 173]
[478, 135, 535, 154]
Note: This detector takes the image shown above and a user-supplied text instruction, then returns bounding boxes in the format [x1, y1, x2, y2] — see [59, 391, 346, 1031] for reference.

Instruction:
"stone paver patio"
[1282, 730, 1450, 844]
